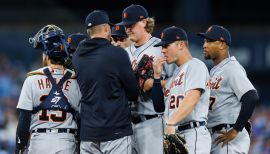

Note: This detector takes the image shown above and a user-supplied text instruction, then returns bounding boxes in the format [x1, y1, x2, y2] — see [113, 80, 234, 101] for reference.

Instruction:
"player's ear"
[219, 41, 227, 50]
[141, 19, 147, 28]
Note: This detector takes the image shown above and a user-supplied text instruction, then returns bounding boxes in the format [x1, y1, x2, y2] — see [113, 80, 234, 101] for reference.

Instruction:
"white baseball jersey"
[164, 58, 210, 125]
[16, 66, 81, 131]
[125, 36, 176, 115]
[207, 56, 255, 128]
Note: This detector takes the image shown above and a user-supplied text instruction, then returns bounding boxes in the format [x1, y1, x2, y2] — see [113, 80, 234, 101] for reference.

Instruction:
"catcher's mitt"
[245, 121, 252, 137]
[164, 134, 189, 154]
[134, 54, 154, 100]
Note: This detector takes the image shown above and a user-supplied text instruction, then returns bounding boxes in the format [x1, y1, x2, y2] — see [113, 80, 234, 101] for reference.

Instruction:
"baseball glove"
[245, 121, 252, 137]
[164, 134, 189, 154]
[134, 54, 154, 99]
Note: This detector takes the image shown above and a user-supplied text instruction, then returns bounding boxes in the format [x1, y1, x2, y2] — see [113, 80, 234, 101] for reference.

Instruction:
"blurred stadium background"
[0, 0, 269, 153]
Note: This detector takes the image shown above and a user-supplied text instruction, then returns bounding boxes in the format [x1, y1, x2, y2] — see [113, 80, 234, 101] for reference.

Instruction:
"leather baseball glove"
[164, 134, 189, 154]
[134, 54, 154, 100]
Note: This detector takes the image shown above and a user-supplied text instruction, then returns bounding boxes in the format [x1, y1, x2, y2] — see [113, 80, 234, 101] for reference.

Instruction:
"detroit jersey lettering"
[164, 58, 210, 125]
[206, 56, 255, 128]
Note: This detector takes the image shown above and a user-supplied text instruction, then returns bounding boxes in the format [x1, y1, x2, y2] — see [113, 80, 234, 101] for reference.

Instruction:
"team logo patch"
[176, 36, 180, 40]
[67, 37, 72, 43]
[207, 26, 212, 32]
[115, 25, 120, 31]
[123, 12, 128, 19]
[161, 32, 164, 39]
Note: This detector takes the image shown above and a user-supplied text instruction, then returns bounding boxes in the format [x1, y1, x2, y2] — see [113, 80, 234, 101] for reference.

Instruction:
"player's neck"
[213, 50, 230, 65]
[49, 64, 64, 70]
[135, 33, 151, 46]
[176, 50, 192, 66]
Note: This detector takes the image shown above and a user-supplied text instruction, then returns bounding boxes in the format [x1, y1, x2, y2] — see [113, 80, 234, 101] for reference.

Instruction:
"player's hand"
[164, 125, 176, 135]
[153, 57, 166, 79]
[214, 128, 238, 147]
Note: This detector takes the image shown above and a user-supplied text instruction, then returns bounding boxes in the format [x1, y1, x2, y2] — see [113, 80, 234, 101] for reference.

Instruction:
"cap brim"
[111, 34, 128, 37]
[153, 41, 172, 47]
[118, 20, 137, 26]
[197, 33, 207, 38]
[109, 22, 115, 26]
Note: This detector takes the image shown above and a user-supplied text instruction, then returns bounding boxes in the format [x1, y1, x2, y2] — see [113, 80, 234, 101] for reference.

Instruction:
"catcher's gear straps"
[32, 68, 75, 114]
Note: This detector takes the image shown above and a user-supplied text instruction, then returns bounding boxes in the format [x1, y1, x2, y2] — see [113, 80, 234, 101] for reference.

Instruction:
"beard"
[204, 54, 211, 60]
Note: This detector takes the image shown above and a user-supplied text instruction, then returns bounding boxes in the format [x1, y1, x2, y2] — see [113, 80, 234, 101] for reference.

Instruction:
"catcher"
[15, 25, 81, 154]
[152, 26, 211, 154]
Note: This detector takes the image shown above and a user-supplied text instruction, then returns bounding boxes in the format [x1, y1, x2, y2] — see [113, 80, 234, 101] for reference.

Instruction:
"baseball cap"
[197, 25, 231, 46]
[111, 24, 128, 37]
[85, 10, 113, 28]
[67, 33, 88, 49]
[119, 4, 149, 26]
[154, 26, 188, 47]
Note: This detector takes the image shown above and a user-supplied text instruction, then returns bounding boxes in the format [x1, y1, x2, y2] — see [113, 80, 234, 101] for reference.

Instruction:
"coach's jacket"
[72, 37, 139, 141]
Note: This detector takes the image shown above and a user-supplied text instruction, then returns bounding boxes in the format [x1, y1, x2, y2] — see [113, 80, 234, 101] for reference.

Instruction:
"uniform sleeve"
[185, 62, 209, 93]
[16, 77, 33, 111]
[68, 80, 81, 112]
[228, 66, 255, 101]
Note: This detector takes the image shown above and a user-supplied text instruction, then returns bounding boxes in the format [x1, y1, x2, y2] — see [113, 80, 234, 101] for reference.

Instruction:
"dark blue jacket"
[72, 37, 139, 141]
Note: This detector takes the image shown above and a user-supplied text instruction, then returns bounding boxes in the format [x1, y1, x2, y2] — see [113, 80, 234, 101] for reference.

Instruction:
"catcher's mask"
[29, 24, 69, 58]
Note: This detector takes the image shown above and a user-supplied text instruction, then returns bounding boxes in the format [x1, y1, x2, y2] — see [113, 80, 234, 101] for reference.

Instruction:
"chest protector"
[32, 68, 74, 114]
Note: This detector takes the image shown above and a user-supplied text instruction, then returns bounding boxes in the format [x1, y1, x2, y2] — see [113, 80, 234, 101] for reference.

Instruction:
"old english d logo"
[67, 37, 72, 43]
[161, 32, 164, 39]
[123, 12, 128, 19]
[115, 25, 120, 31]
[207, 26, 212, 32]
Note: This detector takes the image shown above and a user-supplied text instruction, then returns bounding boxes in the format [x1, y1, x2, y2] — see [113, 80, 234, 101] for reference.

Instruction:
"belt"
[210, 124, 234, 133]
[177, 121, 206, 131]
[32, 128, 76, 134]
[131, 114, 159, 124]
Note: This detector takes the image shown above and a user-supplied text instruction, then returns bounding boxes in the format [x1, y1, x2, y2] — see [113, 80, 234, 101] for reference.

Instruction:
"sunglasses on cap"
[112, 36, 127, 42]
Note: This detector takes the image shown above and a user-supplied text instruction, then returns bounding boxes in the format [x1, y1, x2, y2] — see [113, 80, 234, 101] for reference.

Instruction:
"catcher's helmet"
[29, 24, 69, 58]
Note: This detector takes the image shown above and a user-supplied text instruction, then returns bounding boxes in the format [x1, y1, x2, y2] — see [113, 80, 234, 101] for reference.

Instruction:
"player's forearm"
[234, 90, 259, 132]
[152, 78, 165, 112]
[16, 109, 32, 151]
[143, 78, 166, 91]
[167, 90, 201, 125]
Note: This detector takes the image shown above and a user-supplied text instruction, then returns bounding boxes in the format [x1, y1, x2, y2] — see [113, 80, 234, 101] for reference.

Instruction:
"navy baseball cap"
[119, 4, 149, 26]
[111, 24, 128, 37]
[85, 10, 113, 28]
[67, 33, 88, 49]
[154, 26, 188, 47]
[197, 25, 231, 46]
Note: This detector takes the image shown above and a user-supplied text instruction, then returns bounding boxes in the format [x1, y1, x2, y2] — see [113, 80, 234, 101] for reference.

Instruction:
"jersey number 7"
[209, 96, 216, 111]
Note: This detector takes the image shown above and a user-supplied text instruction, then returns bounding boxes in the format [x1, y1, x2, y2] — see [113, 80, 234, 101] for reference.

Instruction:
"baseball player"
[111, 24, 132, 49]
[152, 26, 211, 154]
[120, 4, 176, 154]
[197, 25, 259, 154]
[15, 25, 81, 154]
[67, 33, 88, 57]
[65, 33, 88, 70]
